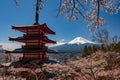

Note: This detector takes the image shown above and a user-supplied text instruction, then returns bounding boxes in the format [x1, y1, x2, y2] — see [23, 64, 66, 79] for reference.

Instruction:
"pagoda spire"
[34, 0, 39, 25]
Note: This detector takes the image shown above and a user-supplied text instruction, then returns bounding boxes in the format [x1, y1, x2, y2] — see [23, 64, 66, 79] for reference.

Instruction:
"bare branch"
[57, 0, 63, 17]
[13, 0, 19, 6]
[97, 0, 100, 28]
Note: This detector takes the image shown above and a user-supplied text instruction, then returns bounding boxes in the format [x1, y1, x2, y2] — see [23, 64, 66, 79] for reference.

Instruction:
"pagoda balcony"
[20, 56, 49, 61]
[22, 45, 48, 49]
[9, 37, 56, 44]
[9, 36, 56, 44]
[23, 34, 45, 38]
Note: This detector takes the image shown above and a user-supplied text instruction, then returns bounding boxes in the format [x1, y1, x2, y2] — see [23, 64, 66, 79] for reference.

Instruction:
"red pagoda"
[9, 24, 57, 61]
[6, 0, 57, 61]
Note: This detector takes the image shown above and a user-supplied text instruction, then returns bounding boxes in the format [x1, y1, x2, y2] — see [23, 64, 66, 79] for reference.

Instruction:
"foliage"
[42, 51, 120, 80]
[13, 0, 120, 31]
[82, 40, 120, 58]
[111, 41, 120, 52]
[0, 51, 120, 80]
[101, 41, 120, 52]
[91, 28, 120, 53]
[59, 0, 120, 31]
[82, 45, 98, 57]
[104, 52, 120, 70]
[82, 45, 89, 57]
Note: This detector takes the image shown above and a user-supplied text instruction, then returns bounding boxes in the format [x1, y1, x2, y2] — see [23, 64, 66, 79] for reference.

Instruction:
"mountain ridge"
[68, 37, 95, 44]
[49, 37, 96, 53]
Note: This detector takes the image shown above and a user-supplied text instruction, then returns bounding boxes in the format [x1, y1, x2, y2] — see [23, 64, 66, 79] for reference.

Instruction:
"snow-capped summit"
[49, 37, 96, 53]
[68, 37, 95, 44]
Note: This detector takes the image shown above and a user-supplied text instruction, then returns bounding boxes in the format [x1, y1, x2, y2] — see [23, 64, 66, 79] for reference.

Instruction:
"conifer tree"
[82, 46, 89, 57]
[92, 45, 98, 53]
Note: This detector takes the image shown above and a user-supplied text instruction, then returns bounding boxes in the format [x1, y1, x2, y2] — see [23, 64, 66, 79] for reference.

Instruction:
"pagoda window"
[27, 31, 39, 35]
[39, 54, 42, 58]
[26, 40, 39, 43]
[26, 43, 39, 46]
[24, 54, 39, 58]
[39, 29, 45, 34]
[27, 29, 40, 35]
[39, 40, 44, 43]
[28, 29, 39, 31]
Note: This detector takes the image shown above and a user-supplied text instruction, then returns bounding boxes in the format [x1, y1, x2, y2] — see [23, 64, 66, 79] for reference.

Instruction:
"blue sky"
[0, 0, 120, 49]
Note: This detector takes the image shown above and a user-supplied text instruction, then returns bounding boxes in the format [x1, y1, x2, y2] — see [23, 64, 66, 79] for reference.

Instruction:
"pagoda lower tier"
[9, 47, 57, 53]
[22, 53, 49, 61]
[6, 48, 57, 61]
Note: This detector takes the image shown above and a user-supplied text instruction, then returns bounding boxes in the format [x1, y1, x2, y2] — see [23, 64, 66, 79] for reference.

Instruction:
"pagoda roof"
[47, 49, 57, 54]
[9, 36, 56, 44]
[12, 23, 55, 35]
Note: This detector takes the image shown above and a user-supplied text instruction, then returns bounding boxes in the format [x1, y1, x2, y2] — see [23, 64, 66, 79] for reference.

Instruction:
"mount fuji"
[68, 37, 95, 44]
[49, 37, 96, 53]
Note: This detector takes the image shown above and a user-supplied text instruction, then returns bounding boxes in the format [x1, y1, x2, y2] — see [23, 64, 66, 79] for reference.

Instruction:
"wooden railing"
[19, 56, 49, 61]
[22, 45, 48, 49]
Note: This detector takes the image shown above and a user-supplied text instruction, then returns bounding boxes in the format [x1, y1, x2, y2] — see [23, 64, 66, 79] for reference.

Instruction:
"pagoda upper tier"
[12, 23, 55, 35]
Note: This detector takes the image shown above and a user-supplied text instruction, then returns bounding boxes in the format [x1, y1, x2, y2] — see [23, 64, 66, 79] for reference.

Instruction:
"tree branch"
[97, 0, 100, 27]
[57, 0, 62, 17]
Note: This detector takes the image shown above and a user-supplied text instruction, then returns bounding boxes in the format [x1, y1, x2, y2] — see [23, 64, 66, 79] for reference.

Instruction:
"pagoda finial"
[34, 0, 39, 25]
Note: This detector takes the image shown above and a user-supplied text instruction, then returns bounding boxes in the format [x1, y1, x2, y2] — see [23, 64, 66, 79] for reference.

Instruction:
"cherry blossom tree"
[59, 0, 120, 32]
[14, 0, 120, 31]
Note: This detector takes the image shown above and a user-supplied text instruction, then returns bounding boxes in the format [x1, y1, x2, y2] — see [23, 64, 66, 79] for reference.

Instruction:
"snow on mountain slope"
[68, 37, 95, 44]
[49, 37, 96, 53]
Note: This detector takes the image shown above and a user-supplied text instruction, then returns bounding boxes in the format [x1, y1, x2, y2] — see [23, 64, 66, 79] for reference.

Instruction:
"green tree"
[87, 46, 93, 54]
[100, 44, 107, 52]
[82, 45, 94, 57]
[113, 41, 120, 52]
[82, 46, 89, 57]
[92, 45, 98, 53]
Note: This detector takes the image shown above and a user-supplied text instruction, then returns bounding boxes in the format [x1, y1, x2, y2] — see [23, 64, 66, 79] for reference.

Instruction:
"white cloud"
[0, 39, 66, 50]
[48, 39, 66, 47]
[0, 43, 23, 51]
[59, 39, 65, 42]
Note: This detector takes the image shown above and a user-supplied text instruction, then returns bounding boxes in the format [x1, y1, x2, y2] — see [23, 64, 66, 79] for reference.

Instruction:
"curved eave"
[6, 51, 47, 53]
[45, 39, 56, 44]
[47, 52, 57, 54]
[5, 50, 13, 54]
[47, 49, 57, 54]
[9, 37, 56, 44]
[44, 25, 55, 35]
[12, 23, 56, 35]
[6, 50, 57, 54]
